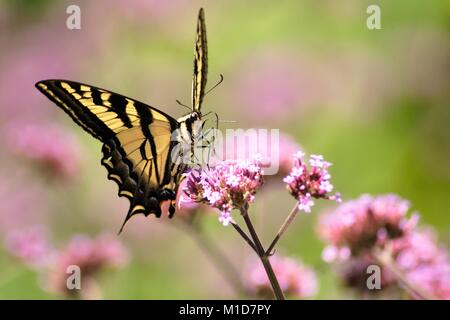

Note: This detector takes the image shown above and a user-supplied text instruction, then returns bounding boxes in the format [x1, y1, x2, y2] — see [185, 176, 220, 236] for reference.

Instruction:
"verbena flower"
[7, 123, 81, 180]
[284, 151, 340, 213]
[392, 230, 450, 299]
[318, 194, 450, 299]
[334, 229, 450, 299]
[4, 225, 54, 268]
[45, 234, 129, 298]
[184, 157, 264, 226]
[244, 255, 317, 299]
[318, 194, 417, 257]
[172, 179, 209, 224]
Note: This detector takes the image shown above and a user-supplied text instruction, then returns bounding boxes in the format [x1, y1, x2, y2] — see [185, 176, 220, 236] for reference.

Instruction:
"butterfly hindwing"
[102, 137, 184, 233]
[192, 8, 208, 112]
[35, 80, 185, 230]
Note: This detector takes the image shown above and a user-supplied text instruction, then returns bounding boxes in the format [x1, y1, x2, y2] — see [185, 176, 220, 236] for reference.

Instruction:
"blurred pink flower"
[394, 230, 445, 269]
[6, 123, 81, 180]
[335, 258, 380, 291]
[184, 156, 264, 225]
[318, 194, 416, 257]
[45, 234, 129, 298]
[284, 152, 340, 213]
[318, 194, 450, 299]
[333, 230, 450, 299]
[4, 225, 54, 268]
[392, 230, 450, 300]
[230, 50, 318, 124]
[244, 255, 317, 299]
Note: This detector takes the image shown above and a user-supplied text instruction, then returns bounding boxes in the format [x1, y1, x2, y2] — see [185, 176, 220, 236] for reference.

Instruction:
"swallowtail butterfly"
[36, 8, 211, 232]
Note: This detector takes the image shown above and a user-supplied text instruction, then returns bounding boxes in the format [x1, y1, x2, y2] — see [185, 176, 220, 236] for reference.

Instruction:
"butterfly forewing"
[192, 8, 208, 112]
[36, 80, 185, 230]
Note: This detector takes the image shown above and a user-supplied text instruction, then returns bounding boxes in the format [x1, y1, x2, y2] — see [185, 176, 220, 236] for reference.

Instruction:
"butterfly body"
[35, 8, 209, 231]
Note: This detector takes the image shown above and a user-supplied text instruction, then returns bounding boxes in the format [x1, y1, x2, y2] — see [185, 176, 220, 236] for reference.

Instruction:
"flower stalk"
[266, 203, 299, 256]
[371, 248, 437, 300]
[231, 222, 258, 254]
[239, 206, 285, 300]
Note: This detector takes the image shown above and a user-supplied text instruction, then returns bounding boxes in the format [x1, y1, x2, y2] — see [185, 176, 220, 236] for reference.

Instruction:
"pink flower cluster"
[318, 194, 450, 299]
[318, 194, 417, 257]
[184, 157, 264, 226]
[284, 152, 340, 213]
[4, 226, 129, 298]
[176, 180, 201, 216]
[46, 234, 129, 297]
[7, 123, 81, 180]
[391, 230, 450, 299]
[244, 255, 317, 299]
[5, 225, 53, 268]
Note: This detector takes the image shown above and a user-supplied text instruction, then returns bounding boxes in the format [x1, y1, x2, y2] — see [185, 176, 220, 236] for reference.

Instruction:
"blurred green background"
[0, 0, 449, 299]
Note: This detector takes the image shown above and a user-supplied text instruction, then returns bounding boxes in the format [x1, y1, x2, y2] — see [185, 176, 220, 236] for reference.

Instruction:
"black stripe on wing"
[36, 80, 111, 140]
[102, 138, 183, 233]
[35, 79, 179, 142]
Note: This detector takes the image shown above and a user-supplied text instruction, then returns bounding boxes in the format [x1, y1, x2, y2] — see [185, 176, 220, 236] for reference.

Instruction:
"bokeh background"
[0, 0, 449, 299]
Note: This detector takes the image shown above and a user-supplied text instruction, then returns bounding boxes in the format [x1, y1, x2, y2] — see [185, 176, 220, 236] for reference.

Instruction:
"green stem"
[231, 222, 258, 254]
[266, 203, 299, 256]
[239, 206, 285, 300]
[372, 248, 437, 300]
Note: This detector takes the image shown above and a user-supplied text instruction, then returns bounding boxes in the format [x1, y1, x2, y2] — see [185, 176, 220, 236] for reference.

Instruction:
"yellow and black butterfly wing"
[192, 8, 208, 112]
[35, 80, 179, 141]
[35, 80, 185, 231]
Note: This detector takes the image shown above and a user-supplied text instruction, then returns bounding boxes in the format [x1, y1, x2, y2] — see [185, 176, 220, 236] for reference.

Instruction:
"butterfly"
[35, 8, 210, 232]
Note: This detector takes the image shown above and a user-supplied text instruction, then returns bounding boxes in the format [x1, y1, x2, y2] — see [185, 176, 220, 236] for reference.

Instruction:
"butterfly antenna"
[212, 111, 219, 130]
[176, 99, 191, 111]
[201, 118, 209, 130]
[205, 74, 224, 96]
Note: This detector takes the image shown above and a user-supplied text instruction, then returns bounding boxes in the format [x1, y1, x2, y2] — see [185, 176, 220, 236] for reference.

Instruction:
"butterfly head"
[189, 111, 202, 136]
[191, 110, 201, 121]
